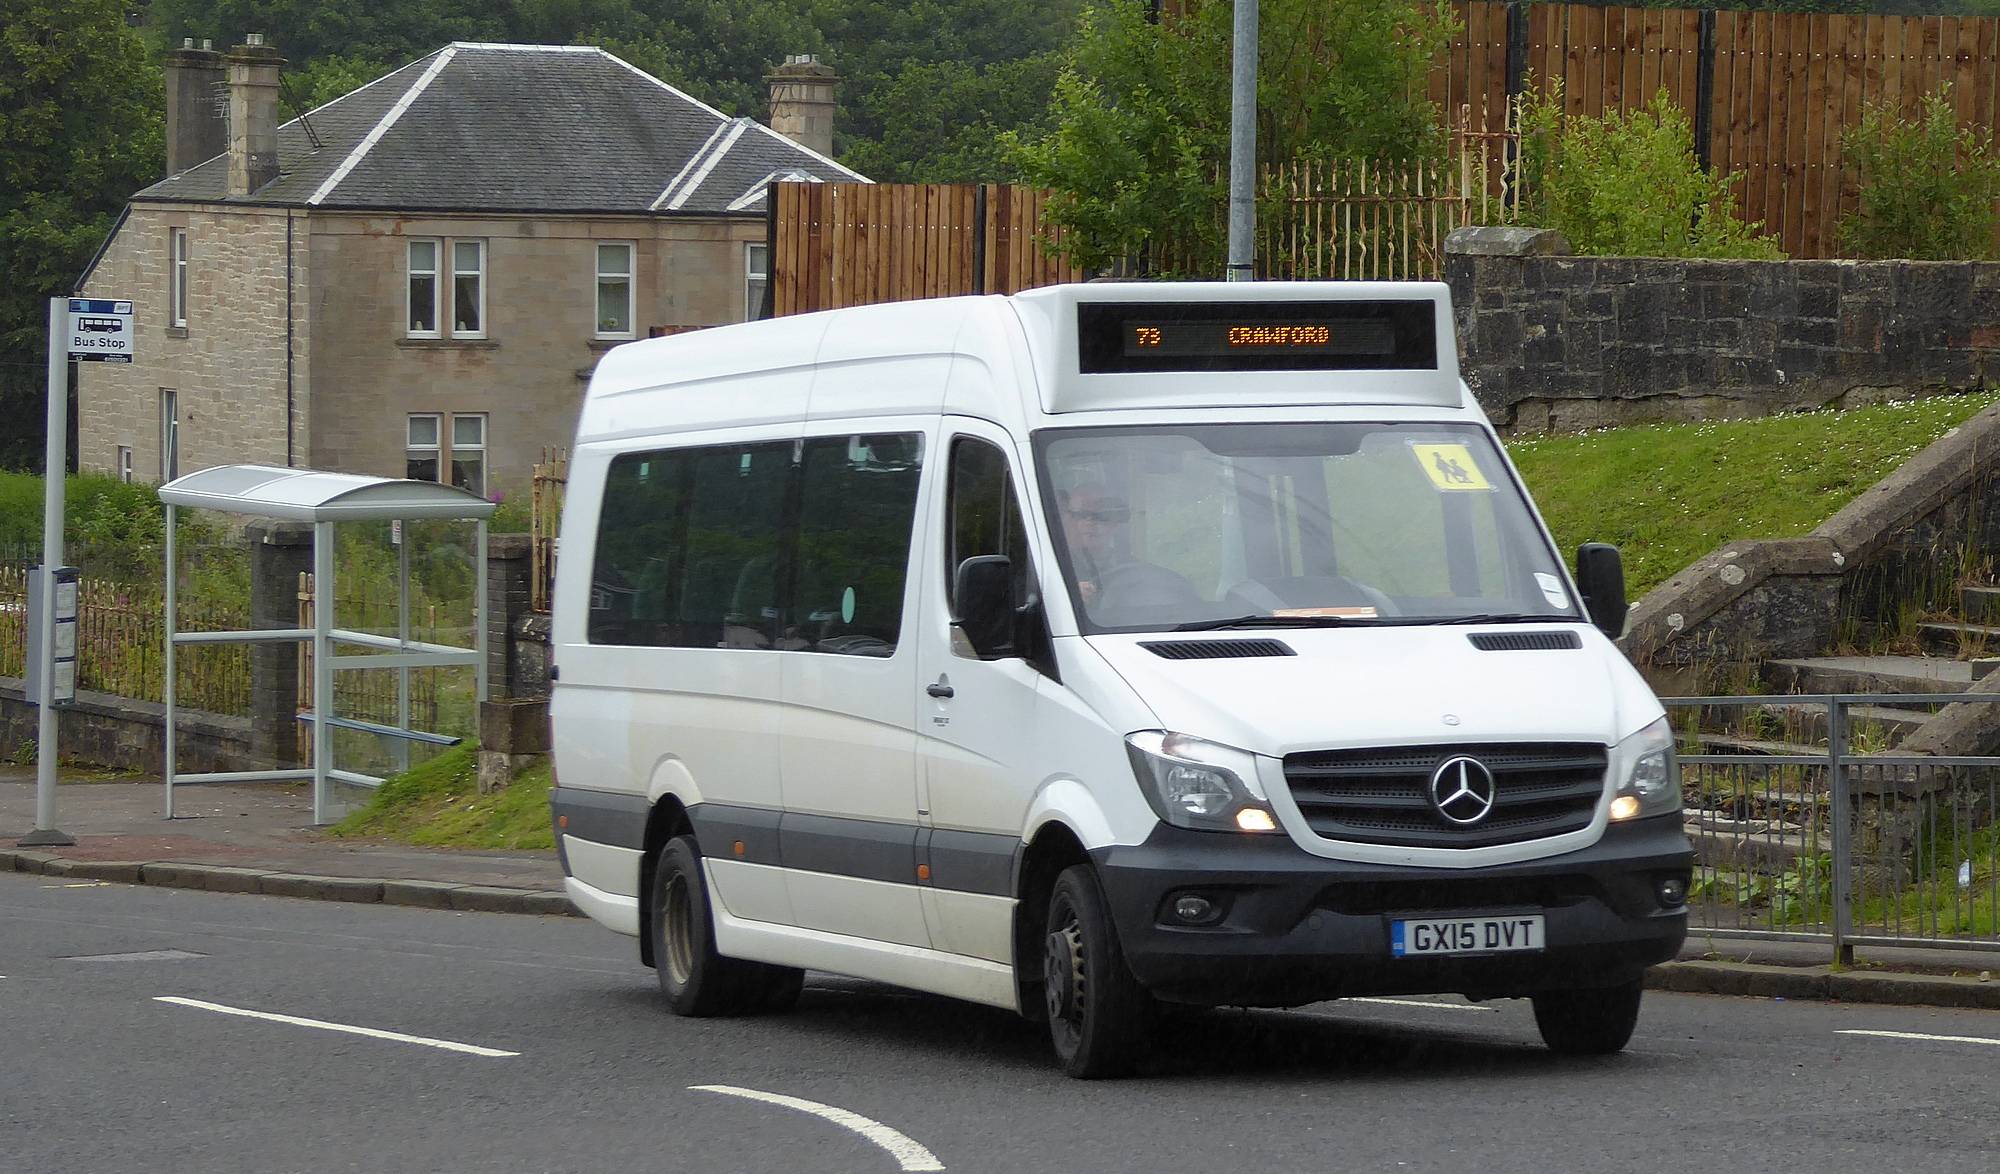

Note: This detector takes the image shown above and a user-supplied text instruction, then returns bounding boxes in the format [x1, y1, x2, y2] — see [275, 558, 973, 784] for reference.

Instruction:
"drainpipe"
[286, 211, 295, 465]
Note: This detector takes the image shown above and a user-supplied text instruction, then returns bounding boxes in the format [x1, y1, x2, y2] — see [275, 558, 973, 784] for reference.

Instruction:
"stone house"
[76, 39, 858, 499]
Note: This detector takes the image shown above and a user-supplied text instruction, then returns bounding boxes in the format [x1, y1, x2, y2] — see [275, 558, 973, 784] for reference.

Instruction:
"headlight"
[1125, 731, 1281, 834]
[1608, 716, 1678, 821]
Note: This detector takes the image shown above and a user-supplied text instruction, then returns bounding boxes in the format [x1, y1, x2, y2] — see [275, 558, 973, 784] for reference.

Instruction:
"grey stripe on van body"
[687, 804, 784, 867]
[686, 803, 1020, 897]
[926, 828, 1020, 898]
[781, 812, 921, 886]
[549, 786, 650, 850]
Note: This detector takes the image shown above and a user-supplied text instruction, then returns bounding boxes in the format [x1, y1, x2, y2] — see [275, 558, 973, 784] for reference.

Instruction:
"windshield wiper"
[1378, 612, 1577, 627]
[1170, 614, 1366, 631]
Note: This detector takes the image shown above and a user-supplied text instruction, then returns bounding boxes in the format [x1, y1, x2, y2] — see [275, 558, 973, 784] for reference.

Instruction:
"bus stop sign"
[66, 299, 135, 363]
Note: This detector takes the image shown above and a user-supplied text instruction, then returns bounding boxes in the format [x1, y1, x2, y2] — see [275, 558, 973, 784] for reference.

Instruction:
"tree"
[1007, 0, 1456, 275]
[0, 0, 164, 468]
[1839, 85, 2000, 261]
[1518, 86, 1781, 259]
[841, 52, 1065, 182]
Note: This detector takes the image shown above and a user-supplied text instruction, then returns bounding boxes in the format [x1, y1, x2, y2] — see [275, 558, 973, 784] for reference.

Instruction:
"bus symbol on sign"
[65, 299, 135, 363]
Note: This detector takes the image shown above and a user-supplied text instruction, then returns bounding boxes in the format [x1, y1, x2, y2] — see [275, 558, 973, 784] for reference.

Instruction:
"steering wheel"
[1092, 562, 1203, 612]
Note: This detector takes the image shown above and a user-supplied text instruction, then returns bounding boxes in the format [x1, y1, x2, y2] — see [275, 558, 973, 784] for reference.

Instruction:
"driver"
[1059, 483, 1129, 604]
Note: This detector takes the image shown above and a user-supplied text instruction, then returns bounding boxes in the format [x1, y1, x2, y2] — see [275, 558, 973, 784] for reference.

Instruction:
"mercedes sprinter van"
[549, 281, 1692, 1078]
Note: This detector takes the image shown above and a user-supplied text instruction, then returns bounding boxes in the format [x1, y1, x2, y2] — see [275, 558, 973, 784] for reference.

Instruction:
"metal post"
[475, 519, 489, 705]
[312, 521, 333, 824]
[22, 297, 73, 847]
[164, 502, 177, 819]
[396, 521, 410, 773]
[1225, 0, 1258, 281]
[1828, 696, 1855, 967]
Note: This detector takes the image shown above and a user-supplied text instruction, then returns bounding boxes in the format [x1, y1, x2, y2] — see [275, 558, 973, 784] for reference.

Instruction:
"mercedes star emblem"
[1429, 756, 1497, 826]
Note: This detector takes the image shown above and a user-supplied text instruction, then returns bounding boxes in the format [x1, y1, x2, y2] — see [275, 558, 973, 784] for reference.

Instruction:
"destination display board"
[1076, 300, 1437, 374]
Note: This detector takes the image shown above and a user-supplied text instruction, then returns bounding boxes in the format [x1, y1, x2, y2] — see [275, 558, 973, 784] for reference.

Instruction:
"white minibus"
[549, 281, 1691, 1078]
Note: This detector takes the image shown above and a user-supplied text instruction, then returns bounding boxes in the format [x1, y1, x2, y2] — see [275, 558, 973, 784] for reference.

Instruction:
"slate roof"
[133, 43, 866, 214]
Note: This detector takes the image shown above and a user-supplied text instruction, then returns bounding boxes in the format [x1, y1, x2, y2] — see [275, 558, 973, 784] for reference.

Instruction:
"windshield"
[1033, 422, 1579, 634]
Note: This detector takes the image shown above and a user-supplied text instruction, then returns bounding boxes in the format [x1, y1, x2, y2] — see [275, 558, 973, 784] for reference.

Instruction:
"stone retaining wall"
[1445, 227, 2000, 432]
[0, 677, 251, 775]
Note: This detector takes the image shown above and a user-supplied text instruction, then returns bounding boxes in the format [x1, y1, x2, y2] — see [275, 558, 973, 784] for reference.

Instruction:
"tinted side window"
[791, 433, 924, 657]
[587, 441, 792, 648]
[947, 437, 1033, 608]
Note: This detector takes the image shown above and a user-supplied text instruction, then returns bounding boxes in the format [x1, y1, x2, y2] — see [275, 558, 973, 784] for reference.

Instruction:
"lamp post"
[1226, 0, 1258, 281]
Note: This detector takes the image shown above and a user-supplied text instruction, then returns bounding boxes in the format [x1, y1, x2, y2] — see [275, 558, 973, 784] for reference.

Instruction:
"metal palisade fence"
[1671, 693, 2000, 962]
[0, 563, 248, 714]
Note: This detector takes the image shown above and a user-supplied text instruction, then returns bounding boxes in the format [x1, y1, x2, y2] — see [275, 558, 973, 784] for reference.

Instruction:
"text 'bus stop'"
[158, 465, 494, 824]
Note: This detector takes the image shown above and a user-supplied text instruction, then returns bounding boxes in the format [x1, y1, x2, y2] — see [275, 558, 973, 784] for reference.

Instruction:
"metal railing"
[1667, 693, 2000, 964]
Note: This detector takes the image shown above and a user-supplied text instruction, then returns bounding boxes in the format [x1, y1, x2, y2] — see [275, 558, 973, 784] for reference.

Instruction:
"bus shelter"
[158, 465, 495, 824]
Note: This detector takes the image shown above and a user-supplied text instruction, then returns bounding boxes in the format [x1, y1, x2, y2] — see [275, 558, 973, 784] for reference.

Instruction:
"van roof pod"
[1010, 281, 1465, 416]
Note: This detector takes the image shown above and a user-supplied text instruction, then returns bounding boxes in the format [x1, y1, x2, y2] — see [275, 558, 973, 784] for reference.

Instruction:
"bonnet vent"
[1467, 631, 1582, 651]
[1140, 639, 1296, 660]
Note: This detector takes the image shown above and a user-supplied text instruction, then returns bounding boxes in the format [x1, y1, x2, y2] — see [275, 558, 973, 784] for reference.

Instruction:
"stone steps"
[1914, 621, 2000, 672]
[1751, 701, 1933, 744]
[1959, 585, 2000, 623]
[1764, 654, 1976, 696]
[1685, 814, 1830, 872]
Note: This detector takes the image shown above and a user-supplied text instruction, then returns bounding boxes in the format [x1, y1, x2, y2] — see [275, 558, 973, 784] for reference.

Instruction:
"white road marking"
[691, 1084, 945, 1172]
[1345, 997, 1498, 1013]
[154, 996, 519, 1057]
[1838, 1028, 2000, 1048]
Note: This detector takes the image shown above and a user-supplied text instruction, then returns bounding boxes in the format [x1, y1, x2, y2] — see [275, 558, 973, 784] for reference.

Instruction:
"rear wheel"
[650, 835, 800, 1016]
[1043, 865, 1153, 1078]
[1531, 978, 1644, 1055]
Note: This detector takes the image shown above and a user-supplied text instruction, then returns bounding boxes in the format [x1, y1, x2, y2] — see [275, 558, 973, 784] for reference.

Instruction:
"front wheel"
[1043, 865, 1153, 1078]
[1531, 978, 1644, 1055]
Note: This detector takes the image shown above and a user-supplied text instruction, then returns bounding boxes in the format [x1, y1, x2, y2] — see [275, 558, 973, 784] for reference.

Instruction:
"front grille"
[1282, 742, 1607, 849]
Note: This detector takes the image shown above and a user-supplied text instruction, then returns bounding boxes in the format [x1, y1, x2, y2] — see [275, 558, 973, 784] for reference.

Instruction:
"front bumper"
[1091, 816, 1691, 1006]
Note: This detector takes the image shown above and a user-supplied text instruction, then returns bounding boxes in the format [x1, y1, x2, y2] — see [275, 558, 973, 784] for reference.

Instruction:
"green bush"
[1519, 85, 1783, 260]
[0, 471, 231, 583]
[1839, 85, 2000, 261]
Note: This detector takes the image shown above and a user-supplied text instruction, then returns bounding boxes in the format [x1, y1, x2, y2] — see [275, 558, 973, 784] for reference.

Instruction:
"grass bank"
[1507, 393, 2000, 598]
[326, 744, 552, 851]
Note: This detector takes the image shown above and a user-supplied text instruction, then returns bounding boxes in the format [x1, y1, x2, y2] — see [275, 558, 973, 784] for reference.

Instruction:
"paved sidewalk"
[8, 768, 2000, 1010]
[0, 769, 568, 914]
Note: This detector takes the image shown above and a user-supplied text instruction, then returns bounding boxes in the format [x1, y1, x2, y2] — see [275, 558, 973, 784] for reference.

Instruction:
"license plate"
[1390, 914, 1545, 958]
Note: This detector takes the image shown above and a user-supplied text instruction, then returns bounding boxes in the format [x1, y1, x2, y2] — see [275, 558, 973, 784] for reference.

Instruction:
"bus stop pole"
[23, 296, 74, 846]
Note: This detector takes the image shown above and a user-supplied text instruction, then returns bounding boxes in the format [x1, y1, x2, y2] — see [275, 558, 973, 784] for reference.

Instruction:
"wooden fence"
[0, 564, 249, 714]
[769, 182, 1082, 316]
[531, 447, 567, 615]
[294, 571, 452, 764]
[1433, 2, 2000, 259]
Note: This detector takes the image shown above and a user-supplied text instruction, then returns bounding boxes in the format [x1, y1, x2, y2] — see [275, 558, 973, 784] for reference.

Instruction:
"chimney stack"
[164, 38, 226, 176]
[765, 54, 839, 159]
[225, 34, 286, 196]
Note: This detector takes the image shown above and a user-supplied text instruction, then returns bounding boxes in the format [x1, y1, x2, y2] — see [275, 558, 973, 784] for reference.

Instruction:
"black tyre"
[1043, 865, 1153, 1078]
[1531, 978, 1644, 1055]
[756, 965, 806, 1012]
[649, 835, 790, 1017]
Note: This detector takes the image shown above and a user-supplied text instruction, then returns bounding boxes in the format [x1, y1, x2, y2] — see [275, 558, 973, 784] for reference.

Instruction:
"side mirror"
[1576, 543, 1627, 639]
[953, 555, 1016, 657]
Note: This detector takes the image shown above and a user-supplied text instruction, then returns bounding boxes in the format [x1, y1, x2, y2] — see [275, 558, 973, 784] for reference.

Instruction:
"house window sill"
[167, 326, 189, 339]
[397, 338, 499, 351]
[589, 337, 636, 352]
